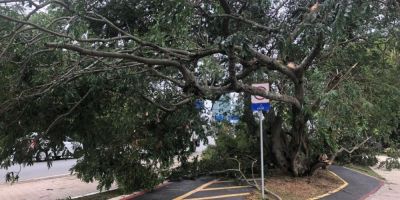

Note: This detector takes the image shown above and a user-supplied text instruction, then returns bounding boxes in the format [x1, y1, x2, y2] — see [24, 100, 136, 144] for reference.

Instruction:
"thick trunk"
[289, 110, 309, 176]
[288, 75, 310, 176]
[270, 114, 290, 172]
[267, 109, 311, 176]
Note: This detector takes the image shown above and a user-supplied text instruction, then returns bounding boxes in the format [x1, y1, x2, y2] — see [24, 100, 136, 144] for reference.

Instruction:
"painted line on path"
[307, 170, 349, 200]
[184, 193, 251, 200]
[173, 180, 218, 200]
[201, 185, 252, 191]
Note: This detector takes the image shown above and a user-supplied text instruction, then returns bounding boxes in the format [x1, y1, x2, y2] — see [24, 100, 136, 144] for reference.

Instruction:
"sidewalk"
[0, 175, 117, 200]
[367, 155, 400, 200]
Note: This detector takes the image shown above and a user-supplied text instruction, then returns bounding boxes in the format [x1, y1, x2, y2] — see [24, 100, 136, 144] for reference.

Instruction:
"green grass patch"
[344, 164, 385, 180]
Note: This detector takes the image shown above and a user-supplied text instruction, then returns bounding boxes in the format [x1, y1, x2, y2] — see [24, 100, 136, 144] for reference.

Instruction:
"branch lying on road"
[207, 157, 282, 200]
[329, 136, 372, 164]
[310, 136, 371, 175]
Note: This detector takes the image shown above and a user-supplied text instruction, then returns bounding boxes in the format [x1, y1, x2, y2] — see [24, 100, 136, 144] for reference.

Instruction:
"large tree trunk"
[289, 75, 311, 176]
[270, 114, 290, 172]
[289, 107, 310, 176]
[267, 108, 310, 176]
[269, 74, 312, 176]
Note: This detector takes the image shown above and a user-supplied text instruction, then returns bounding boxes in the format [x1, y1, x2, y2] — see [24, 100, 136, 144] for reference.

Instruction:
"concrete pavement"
[0, 174, 117, 200]
[367, 156, 400, 200]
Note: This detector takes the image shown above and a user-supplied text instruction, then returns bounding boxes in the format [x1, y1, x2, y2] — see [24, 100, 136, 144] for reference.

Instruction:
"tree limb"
[45, 43, 181, 66]
[329, 136, 372, 164]
[212, 14, 278, 33]
[297, 32, 324, 72]
[44, 88, 93, 135]
[238, 83, 301, 109]
[247, 47, 298, 83]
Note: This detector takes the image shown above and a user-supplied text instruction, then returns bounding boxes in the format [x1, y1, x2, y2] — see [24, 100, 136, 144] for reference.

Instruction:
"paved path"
[0, 175, 117, 200]
[367, 156, 400, 200]
[123, 166, 386, 200]
[322, 165, 383, 200]
[126, 177, 254, 200]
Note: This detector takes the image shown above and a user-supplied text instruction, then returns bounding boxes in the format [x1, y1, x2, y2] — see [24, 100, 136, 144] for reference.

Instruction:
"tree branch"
[310, 63, 359, 112]
[45, 43, 181, 66]
[297, 32, 324, 72]
[329, 136, 372, 165]
[218, 0, 231, 36]
[238, 83, 301, 109]
[44, 88, 93, 135]
[140, 95, 191, 112]
[247, 47, 298, 83]
[212, 14, 278, 33]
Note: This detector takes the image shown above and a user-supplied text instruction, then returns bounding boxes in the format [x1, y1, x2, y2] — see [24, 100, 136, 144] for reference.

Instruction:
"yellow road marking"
[307, 170, 349, 200]
[173, 180, 218, 200]
[184, 193, 251, 200]
[201, 185, 252, 191]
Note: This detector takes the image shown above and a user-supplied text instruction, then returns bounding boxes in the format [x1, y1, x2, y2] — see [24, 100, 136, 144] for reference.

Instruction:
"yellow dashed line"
[307, 170, 349, 200]
[184, 193, 251, 200]
[201, 185, 252, 191]
[173, 180, 218, 200]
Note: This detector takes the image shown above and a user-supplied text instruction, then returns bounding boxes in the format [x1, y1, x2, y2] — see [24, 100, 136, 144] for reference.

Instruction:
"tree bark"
[270, 114, 290, 172]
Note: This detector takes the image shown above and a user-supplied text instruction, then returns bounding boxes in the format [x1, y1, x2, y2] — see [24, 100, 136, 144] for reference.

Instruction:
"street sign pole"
[250, 83, 270, 200]
[259, 110, 265, 199]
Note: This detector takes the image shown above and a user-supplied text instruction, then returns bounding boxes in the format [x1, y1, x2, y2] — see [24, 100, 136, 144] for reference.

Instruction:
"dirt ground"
[247, 169, 344, 200]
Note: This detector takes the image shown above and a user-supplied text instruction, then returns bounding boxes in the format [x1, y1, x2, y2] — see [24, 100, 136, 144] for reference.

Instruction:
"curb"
[342, 166, 385, 200]
[343, 166, 385, 200]
[71, 189, 118, 199]
[119, 181, 172, 200]
[359, 180, 384, 200]
[307, 170, 349, 200]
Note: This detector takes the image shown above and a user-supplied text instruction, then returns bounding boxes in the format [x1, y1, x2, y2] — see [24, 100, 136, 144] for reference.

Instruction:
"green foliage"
[379, 157, 400, 171]
[310, 36, 400, 164]
[1, 0, 399, 191]
[198, 122, 260, 176]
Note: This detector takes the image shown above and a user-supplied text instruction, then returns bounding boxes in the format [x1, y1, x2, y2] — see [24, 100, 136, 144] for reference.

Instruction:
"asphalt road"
[322, 165, 383, 200]
[0, 159, 77, 183]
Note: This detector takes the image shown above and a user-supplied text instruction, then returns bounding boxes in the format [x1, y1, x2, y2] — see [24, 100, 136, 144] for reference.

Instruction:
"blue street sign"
[195, 99, 204, 110]
[229, 115, 240, 124]
[215, 114, 224, 122]
[251, 103, 271, 112]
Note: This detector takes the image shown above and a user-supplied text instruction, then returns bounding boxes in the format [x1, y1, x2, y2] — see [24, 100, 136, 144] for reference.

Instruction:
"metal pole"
[259, 110, 265, 199]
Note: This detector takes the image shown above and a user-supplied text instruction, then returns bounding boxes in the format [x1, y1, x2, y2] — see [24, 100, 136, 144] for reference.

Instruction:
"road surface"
[0, 159, 77, 183]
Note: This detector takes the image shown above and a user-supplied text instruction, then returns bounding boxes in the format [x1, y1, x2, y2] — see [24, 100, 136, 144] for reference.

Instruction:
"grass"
[72, 189, 123, 200]
[344, 164, 385, 180]
[246, 169, 344, 200]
